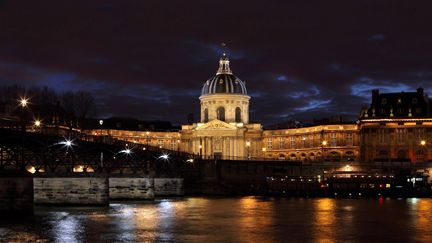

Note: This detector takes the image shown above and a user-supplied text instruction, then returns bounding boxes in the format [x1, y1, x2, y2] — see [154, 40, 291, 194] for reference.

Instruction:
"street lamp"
[34, 120, 41, 127]
[322, 140, 327, 162]
[60, 139, 74, 151]
[18, 97, 29, 131]
[120, 148, 132, 155]
[419, 140, 427, 162]
[98, 120, 104, 142]
[19, 97, 28, 108]
[159, 153, 169, 160]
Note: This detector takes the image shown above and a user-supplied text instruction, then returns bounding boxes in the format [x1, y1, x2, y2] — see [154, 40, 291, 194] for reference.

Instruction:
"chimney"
[417, 87, 424, 96]
[372, 89, 379, 104]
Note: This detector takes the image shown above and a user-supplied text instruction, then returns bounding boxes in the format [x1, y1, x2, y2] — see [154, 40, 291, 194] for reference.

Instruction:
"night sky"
[1, 1, 432, 125]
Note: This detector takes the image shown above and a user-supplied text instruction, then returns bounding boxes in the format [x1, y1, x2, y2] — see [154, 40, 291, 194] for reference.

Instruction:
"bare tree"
[74, 91, 95, 128]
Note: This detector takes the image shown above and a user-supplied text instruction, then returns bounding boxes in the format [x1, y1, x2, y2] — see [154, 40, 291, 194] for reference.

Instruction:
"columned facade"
[181, 53, 261, 159]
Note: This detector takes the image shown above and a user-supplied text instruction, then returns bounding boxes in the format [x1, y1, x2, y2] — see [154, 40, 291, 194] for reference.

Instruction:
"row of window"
[381, 97, 419, 105]
[376, 128, 428, 145]
[376, 107, 423, 115]
[266, 133, 354, 150]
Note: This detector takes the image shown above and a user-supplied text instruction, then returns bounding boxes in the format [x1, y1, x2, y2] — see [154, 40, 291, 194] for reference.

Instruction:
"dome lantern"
[201, 54, 247, 96]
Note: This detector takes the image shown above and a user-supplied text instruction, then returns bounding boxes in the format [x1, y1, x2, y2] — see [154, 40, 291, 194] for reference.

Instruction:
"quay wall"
[154, 178, 184, 196]
[34, 177, 109, 205]
[109, 177, 154, 200]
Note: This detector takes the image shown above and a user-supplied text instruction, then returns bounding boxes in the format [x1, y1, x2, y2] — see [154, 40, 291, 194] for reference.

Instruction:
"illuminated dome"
[201, 54, 247, 95]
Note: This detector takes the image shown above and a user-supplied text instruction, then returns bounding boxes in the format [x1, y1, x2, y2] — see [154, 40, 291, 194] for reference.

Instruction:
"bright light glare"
[34, 120, 41, 127]
[59, 139, 74, 148]
[159, 154, 169, 160]
[120, 149, 132, 154]
[19, 98, 28, 107]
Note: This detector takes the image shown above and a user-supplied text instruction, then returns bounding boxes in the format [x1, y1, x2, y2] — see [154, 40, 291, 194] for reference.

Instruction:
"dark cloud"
[1, 0, 432, 125]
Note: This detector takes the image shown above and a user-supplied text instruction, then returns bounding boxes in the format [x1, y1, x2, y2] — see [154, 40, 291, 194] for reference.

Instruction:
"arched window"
[235, 107, 242, 123]
[217, 107, 225, 121]
[204, 108, 209, 123]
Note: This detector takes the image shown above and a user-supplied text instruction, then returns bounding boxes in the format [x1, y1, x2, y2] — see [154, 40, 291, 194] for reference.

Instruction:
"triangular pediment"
[195, 119, 237, 130]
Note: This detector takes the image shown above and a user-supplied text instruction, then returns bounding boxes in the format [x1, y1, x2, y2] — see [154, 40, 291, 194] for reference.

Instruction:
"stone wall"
[109, 177, 154, 200]
[34, 177, 109, 205]
[154, 178, 184, 196]
[0, 176, 33, 215]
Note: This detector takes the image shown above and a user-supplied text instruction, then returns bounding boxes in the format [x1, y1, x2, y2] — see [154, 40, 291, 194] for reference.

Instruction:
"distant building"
[359, 88, 432, 163]
[81, 54, 432, 163]
[83, 54, 361, 162]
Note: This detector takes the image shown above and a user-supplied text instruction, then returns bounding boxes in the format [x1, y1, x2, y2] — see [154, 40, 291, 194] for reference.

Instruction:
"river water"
[1, 197, 431, 242]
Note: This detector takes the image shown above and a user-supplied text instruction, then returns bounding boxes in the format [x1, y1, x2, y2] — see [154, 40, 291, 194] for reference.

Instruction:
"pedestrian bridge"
[0, 128, 196, 176]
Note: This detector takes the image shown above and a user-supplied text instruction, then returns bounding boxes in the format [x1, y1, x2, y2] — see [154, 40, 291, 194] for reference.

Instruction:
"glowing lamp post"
[18, 97, 29, 131]
[33, 120, 41, 133]
[419, 140, 427, 162]
[321, 140, 327, 162]
[19, 98, 28, 108]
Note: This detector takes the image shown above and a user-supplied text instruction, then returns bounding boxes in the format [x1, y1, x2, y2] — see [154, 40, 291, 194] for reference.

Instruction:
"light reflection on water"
[0, 198, 431, 242]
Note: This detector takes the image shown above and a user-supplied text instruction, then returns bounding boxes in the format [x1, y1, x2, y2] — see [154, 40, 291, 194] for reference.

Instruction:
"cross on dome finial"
[221, 42, 227, 56]
[217, 42, 232, 74]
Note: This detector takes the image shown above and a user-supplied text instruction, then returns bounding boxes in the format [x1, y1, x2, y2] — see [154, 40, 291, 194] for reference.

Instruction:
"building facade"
[84, 54, 362, 162]
[359, 89, 432, 163]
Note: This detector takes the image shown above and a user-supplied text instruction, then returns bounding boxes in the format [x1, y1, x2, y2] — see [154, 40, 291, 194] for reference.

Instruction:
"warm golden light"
[345, 164, 351, 171]
[34, 120, 41, 127]
[27, 166, 36, 174]
[73, 165, 84, 172]
[322, 140, 327, 146]
[420, 140, 426, 146]
[246, 141, 251, 147]
[199, 145, 202, 149]
[19, 97, 28, 107]
[262, 147, 266, 152]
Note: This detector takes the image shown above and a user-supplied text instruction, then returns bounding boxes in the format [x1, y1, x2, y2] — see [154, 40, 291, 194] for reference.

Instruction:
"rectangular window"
[301, 137, 306, 148]
[331, 133, 337, 146]
[171, 140, 176, 150]
[158, 139, 163, 147]
[396, 129, 406, 144]
[267, 138, 273, 151]
[290, 137, 296, 149]
[279, 137, 284, 149]
[346, 133, 353, 146]
[378, 130, 386, 144]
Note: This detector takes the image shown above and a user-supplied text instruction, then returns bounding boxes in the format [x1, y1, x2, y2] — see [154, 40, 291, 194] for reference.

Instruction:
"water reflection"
[312, 199, 337, 242]
[409, 198, 432, 242]
[50, 212, 84, 243]
[236, 197, 275, 242]
[0, 198, 431, 242]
